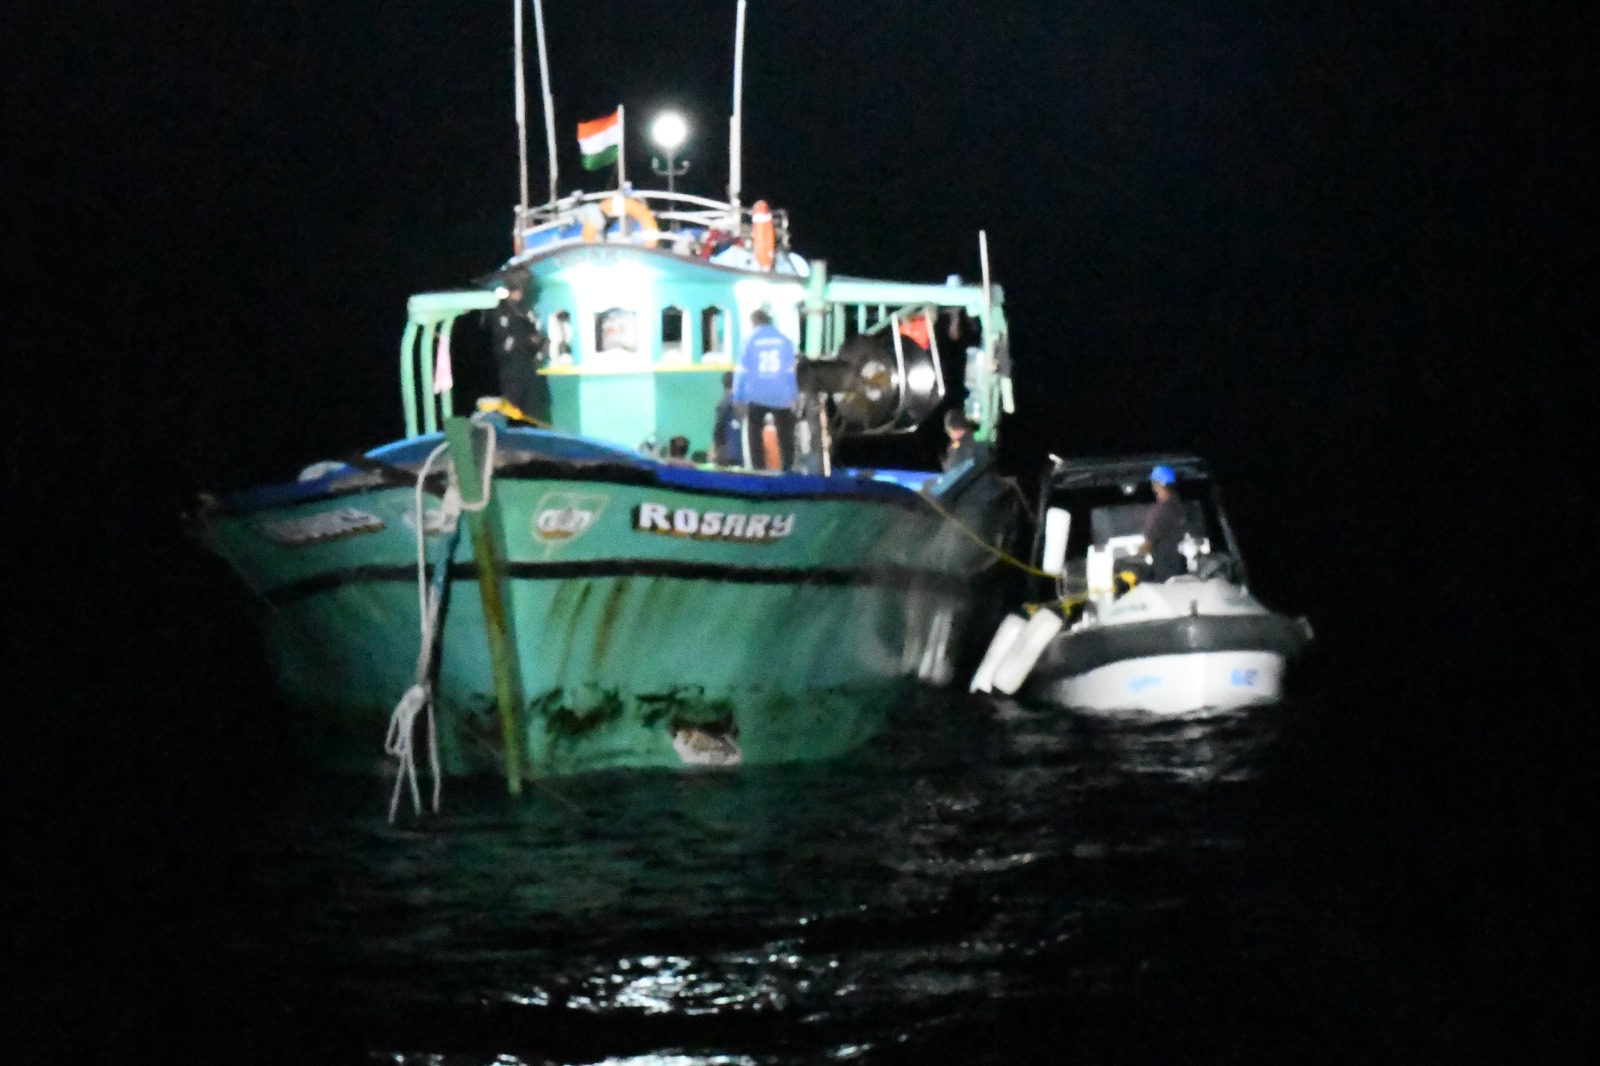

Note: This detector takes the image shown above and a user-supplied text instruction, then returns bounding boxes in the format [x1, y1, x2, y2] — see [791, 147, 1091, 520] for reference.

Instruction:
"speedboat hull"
[1035, 649, 1286, 714]
[982, 579, 1310, 716]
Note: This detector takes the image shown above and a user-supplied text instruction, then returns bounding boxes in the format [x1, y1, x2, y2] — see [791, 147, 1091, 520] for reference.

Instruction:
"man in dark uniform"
[489, 280, 545, 419]
[711, 371, 744, 466]
[1139, 464, 1189, 582]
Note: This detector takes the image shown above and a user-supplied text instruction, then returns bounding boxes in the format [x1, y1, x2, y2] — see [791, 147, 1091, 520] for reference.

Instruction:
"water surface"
[185, 692, 1489, 1064]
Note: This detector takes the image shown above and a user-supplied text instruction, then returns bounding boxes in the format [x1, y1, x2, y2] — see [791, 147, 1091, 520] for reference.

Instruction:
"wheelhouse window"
[660, 306, 687, 364]
[700, 307, 729, 361]
[545, 309, 574, 366]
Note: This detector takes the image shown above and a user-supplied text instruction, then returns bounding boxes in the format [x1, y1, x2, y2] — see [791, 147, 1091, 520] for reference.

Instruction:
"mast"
[729, 0, 747, 212]
[513, 0, 530, 219]
[532, 0, 559, 205]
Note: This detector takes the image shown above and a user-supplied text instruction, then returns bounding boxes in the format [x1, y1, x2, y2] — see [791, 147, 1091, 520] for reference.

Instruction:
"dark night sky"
[19, 1, 1583, 673]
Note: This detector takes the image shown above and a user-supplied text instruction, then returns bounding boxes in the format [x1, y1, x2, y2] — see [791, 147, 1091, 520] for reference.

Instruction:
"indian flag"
[578, 109, 621, 171]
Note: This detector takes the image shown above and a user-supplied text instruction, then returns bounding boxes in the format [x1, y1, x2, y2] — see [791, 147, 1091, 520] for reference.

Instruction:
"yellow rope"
[474, 396, 551, 428]
[915, 488, 1054, 578]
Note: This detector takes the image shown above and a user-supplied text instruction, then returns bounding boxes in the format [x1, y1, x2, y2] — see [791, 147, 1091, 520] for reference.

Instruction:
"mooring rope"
[915, 487, 1053, 578]
[386, 441, 452, 823]
[384, 416, 500, 823]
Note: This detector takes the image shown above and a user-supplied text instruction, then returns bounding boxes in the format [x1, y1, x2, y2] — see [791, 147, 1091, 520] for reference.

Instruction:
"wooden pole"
[444, 416, 524, 796]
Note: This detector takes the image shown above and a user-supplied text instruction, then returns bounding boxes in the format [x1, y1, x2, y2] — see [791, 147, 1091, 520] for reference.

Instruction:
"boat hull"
[201, 431, 1018, 776]
[1020, 607, 1309, 715]
[1037, 650, 1286, 714]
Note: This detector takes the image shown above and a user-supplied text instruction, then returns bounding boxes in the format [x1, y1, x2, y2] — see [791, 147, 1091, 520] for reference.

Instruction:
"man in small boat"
[733, 309, 798, 471]
[1137, 464, 1190, 582]
[711, 371, 744, 466]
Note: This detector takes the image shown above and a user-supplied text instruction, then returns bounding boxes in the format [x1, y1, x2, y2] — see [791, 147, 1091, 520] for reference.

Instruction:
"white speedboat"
[971, 455, 1312, 714]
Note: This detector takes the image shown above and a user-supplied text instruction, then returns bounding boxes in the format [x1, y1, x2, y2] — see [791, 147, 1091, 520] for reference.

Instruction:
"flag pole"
[616, 104, 627, 190]
[532, 0, 559, 205]
[729, 0, 747, 213]
[512, 0, 530, 225]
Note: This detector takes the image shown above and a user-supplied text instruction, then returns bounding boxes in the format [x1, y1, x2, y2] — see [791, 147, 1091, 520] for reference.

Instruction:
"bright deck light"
[651, 111, 688, 151]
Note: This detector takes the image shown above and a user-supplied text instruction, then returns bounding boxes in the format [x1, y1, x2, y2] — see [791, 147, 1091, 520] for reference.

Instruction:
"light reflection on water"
[242, 695, 1294, 1063]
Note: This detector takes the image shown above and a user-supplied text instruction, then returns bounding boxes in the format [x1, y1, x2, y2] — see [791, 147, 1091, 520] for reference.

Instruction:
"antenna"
[729, 0, 748, 211]
[532, 0, 559, 205]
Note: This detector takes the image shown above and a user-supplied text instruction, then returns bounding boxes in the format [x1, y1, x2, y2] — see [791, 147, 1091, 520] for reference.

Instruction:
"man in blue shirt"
[733, 309, 799, 470]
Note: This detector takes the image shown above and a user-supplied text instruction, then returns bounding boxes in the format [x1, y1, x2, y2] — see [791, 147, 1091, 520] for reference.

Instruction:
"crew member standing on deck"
[489, 280, 545, 420]
[711, 371, 744, 466]
[733, 309, 798, 470]
[942, 409, 977, 471]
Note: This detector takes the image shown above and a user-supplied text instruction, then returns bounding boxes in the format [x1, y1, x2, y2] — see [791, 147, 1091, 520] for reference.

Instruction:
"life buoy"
[581, 195, 662, 245]
[751, 199, 775, 269]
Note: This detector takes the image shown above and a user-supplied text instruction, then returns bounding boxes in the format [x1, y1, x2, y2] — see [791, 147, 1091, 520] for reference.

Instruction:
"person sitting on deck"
[664, 435, 694, 467]
[733, 309, 798, 471]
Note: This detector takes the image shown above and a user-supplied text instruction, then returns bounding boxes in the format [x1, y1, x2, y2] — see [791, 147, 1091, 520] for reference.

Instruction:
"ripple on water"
[237, 697, 1307, 1062]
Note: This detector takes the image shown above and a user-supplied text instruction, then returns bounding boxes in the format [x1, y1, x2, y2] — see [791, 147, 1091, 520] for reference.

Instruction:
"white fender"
[970, 613, 1028, 692]
[991, 609, 1064, 695]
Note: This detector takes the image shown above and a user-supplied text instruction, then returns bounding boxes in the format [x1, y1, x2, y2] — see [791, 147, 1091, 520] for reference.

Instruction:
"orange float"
[581, 195, 662, 245]
[751, 199, 776, 269]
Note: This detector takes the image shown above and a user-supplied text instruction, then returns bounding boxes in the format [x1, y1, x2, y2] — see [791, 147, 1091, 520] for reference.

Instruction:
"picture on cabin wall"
[597, 308, 638, 353]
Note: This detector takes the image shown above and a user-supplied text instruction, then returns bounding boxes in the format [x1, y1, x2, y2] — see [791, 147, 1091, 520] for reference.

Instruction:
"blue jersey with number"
[733, 324, 798, 407]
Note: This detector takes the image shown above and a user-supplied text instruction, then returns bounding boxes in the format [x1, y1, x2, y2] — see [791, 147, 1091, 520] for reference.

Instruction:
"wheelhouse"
[395, 189, 1013, 464]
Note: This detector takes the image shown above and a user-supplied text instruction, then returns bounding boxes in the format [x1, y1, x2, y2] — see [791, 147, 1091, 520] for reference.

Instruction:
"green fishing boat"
[195, 4, 1024, 804]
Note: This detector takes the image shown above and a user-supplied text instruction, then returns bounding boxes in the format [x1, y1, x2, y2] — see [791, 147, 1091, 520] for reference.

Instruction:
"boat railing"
[512, 190, 776, 256]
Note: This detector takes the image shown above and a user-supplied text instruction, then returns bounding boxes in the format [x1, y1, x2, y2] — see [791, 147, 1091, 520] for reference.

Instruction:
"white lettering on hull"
[260, 507, 386, 546]
[632, 501, 797, 542]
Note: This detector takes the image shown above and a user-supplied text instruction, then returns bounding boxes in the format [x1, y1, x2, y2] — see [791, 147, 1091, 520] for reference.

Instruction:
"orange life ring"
[751, 199, 775, 269]
[581, 195, 662, 245]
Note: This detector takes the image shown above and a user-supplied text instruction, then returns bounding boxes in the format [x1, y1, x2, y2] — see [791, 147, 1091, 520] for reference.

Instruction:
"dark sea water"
[22, 632, 1582, 1066]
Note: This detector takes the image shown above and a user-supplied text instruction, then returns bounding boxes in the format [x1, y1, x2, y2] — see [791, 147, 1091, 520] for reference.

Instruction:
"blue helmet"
[1150, 464, 1176, 485]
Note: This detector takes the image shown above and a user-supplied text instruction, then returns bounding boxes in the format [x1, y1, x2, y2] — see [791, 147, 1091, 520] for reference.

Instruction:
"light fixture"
[650, 112, 690, 198]
[650, 111, 688, 152]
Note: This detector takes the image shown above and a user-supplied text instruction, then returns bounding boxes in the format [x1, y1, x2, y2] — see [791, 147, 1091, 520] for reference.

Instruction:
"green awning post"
[419, 321, 439, 435]
[802, 259, 828, 358]
[977, 294, 1010, 443]
[433, 315, 456, 425]
[401, 289, 502, 438]
[444, 415, 525, 796]
[400, 320, 421, 438]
